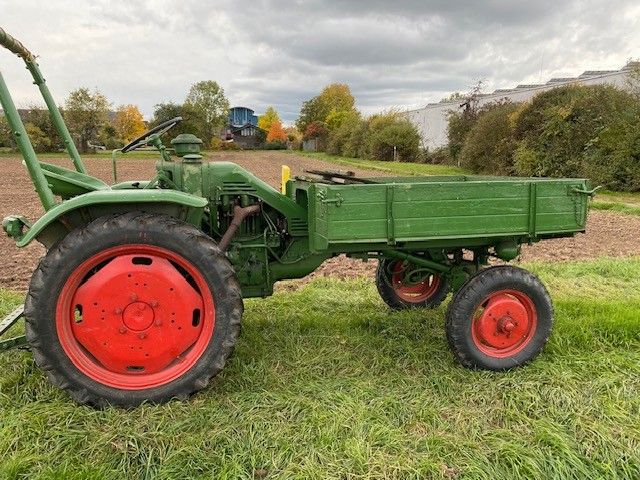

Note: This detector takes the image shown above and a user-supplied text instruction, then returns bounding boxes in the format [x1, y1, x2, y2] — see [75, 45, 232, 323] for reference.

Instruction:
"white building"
[405, 63, 637, 149]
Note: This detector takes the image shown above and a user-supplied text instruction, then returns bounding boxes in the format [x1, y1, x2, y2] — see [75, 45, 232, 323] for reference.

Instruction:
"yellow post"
[281, 165, 291, 194]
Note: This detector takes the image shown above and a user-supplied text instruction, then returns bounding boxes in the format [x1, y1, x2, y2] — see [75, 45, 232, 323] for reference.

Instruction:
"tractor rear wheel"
[25, 212, 243, 406]
[376, 258, 449, 310]
[445, 265, 552, 370]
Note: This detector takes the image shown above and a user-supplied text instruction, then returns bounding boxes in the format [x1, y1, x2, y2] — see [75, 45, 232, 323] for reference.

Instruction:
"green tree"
[296, 83, 356, 132]
[151, 102, 201, 140]
[184, 80, 229, 146]
[64, 87, 111, 153]
[258, 106, 281, 133]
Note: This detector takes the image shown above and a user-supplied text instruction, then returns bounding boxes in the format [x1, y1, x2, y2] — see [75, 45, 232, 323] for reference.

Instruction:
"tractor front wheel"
[376, 258, 450, 310]
[25, 212, 243, 406]
[445, 265, 553, 370]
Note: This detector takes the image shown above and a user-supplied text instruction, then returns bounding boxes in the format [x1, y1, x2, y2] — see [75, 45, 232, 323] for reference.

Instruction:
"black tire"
[24, 212, 243, 406]
[445, 265, 553, 370]
[376, 258, 450, 310]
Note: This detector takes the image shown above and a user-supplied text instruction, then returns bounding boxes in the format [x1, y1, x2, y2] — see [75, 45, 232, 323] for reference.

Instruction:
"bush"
[447, 109, 477, 161]
[583, 111, 640, 191]
[263, 140, 287, 150]
[326, 111, 361, 155]
[210, 138, 240, 151]
[422, 146, 454, 165]
[459, 102, 520, 175]
[513, 84, 640, 190]
[365, 116, 421, 161]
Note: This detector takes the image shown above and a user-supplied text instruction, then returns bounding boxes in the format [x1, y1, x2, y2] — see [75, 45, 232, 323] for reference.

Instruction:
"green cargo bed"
[299, 175, 591, 252]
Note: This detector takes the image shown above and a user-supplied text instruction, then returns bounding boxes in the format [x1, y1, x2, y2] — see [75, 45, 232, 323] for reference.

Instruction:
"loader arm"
[0, 26, 87, 212]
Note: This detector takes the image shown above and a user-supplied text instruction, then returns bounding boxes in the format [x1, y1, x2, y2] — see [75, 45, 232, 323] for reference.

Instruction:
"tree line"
[294, 83, 422, 161]
[0, 80, 230, 153]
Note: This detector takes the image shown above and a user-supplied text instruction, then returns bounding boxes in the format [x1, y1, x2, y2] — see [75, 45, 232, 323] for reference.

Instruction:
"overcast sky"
[1, 0, 638, 124]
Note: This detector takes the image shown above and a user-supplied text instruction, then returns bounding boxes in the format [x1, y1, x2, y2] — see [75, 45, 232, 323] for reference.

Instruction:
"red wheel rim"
[390, 261, 441, 303]
[56, 244, 215, 390]
[471, 289, 537, 358]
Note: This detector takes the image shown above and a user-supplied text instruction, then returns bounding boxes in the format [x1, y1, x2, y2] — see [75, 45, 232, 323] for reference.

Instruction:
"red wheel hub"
[56, 245, 215, 390]
[390, 261, 441, 303]
[122, 302, 154, 331]
[471, 290, 537, 358]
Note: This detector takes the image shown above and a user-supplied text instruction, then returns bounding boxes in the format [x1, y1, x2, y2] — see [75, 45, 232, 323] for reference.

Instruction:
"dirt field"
[1, 150, 639, 291]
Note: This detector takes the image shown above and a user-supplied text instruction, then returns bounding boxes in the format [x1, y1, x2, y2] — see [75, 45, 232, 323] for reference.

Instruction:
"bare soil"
[1, 151, 639, 291]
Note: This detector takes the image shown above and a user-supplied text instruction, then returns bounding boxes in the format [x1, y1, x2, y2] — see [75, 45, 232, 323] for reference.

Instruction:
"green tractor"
[0, 28, 596, 406]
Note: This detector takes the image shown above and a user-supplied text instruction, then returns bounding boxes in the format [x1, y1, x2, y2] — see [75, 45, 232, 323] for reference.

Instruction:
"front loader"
[0, 28, 596, 406]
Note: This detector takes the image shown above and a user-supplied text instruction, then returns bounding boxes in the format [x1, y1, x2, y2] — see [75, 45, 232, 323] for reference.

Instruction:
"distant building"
[404, 62, 638, 149]
[225, 106, 264, 148]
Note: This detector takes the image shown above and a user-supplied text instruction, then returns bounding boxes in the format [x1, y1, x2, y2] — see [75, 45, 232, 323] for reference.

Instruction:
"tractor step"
[0, 304, 27, 352]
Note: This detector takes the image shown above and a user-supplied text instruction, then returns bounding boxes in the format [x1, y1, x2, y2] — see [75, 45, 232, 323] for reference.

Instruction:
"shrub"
[342, 118, 369, 158]
[263, 140, 287, 150]
[459, 102, 520, 175]
[583, 111, 640, 191]
[366, 117, 421, 161]
[422, 146, 454, 165]
[326, 111, 362, 155]
[513, 84, 640, 190]
[210, 138, 240, 151]
[447, 109, 478, 161]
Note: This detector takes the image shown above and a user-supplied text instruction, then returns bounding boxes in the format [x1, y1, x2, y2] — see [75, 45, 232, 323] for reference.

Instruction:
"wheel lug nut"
[138, 332, 147, 339]
[130, 294, 138, 302]
[119, 326, 127, 334]
[150, 301, 159, 308]
[114, 308, 123, 315]
[155, 319, 162, 326]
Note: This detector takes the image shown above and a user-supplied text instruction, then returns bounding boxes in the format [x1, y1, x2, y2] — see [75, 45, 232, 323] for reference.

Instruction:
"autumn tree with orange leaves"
[266, 119, 287, 142]
[114, 104, 146, 143]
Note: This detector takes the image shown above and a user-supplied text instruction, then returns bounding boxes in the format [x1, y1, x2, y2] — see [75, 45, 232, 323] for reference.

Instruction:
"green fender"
[15, 189, 208, 247]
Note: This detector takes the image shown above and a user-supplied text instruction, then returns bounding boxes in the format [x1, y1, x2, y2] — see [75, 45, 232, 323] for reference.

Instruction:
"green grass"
[288, 151, 469, 176]
[592, 190, 640, 216]
[0, 257, 639, 479]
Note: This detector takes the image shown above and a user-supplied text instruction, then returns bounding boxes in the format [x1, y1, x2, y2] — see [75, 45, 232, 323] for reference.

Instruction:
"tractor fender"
[16, 189, 208, 248]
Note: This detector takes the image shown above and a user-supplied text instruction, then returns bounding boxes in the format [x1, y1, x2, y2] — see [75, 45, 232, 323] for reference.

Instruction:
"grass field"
[289, 151, 468, 176]
[0, 257, 639, 479]
[591, 190, 640, 216]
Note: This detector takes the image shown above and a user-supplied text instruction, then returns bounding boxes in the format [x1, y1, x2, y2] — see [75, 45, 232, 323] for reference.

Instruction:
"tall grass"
[289, 151, 468, 177]
[0, 258, 639, 479]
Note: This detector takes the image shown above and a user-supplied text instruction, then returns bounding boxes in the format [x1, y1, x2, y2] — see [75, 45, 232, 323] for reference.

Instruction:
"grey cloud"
[1, 0, 637, 124]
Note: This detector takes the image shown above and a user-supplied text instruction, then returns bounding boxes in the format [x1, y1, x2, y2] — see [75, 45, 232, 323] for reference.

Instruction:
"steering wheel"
[121, 116, 182, 153]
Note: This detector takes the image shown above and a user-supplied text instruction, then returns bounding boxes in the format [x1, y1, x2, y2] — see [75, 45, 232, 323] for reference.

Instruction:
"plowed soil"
[1, 151, 639, 291]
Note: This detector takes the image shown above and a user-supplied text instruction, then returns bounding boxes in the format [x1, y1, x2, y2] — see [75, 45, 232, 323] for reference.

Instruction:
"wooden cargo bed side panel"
[534, 181, 589, 233]
[310, 179, 588, 250]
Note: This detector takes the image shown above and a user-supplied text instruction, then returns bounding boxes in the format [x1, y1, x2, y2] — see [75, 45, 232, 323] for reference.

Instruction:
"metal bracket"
[319, 193, 343, 207]
[571, 186, 602, 197]
[0, 304, 27, 352]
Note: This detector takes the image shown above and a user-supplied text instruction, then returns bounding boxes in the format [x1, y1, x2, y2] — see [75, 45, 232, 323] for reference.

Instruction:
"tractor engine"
[156, 133, 289, 297]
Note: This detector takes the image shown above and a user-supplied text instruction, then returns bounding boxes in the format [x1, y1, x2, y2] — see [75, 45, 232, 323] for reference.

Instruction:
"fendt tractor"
[0, 28, 596, 406]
